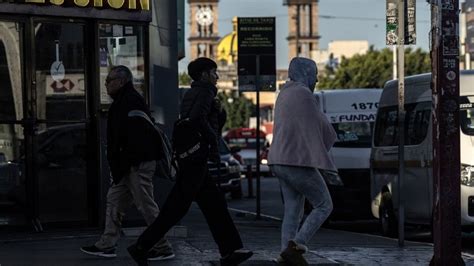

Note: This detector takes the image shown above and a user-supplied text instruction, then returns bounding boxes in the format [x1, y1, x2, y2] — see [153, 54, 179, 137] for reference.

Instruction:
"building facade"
[0, 0, 179, 230]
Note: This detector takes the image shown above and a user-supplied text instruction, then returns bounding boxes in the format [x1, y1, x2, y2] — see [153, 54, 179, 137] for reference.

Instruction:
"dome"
[216, 17, 238, 65]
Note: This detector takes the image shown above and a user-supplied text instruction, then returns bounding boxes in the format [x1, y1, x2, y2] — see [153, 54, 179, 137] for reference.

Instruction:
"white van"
[370, 70, 474, 237]
[314, 89, 382, 219]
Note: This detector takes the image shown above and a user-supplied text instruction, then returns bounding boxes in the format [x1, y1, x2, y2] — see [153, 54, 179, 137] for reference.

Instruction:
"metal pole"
[256, 55, 261, 220]
[429, 0, 464, 264]
[397, 0, 405, 248]
[246, 164, 254, 198]
[296, 5, 300, 57]
[393, 45, 398, 79]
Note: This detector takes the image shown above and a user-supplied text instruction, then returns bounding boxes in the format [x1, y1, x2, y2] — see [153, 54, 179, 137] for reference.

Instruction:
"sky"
[178, 0, 438, 72]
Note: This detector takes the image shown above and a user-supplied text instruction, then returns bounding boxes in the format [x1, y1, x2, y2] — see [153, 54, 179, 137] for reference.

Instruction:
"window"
[333, 122, 374, 148]
[374, 106, 399, 147]
[374, 102, 431, 147]
[460, 96, 474, 136]
[99, 24, 145, 105]
[405, 102, 431, 145]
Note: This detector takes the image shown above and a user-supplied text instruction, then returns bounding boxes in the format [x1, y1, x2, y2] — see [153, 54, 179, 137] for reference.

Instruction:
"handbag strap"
[128, 110, 155, 127]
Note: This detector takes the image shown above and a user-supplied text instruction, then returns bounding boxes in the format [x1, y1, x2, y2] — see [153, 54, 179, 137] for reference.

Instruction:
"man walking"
[80, 65, 174, 261]
[268, 57, 336, 266]
[127, 58, 253, 266]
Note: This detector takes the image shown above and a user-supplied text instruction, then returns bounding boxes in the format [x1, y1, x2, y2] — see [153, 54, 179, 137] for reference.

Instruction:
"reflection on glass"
[0, 22, 23, 122]
[0, 126, 25, 225]
[35, 23, 86, 122]
[0, 21, 25, 225]
[36, 124, 88, 222]
[99, 24, 145, 105]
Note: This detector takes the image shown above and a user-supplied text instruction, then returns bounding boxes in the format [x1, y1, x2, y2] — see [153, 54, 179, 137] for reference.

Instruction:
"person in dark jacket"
[80, 66, 174, 261]
[127, 58, 253, 266]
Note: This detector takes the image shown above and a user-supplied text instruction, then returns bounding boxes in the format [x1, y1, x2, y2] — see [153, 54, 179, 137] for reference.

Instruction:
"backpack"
[172, 117, 203, 160]
[128, 110, 177, 180]
[172, 91, 205, 160]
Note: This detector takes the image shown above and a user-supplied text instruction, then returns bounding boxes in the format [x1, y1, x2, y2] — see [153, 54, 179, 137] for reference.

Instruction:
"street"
[226, 175, 474, 256]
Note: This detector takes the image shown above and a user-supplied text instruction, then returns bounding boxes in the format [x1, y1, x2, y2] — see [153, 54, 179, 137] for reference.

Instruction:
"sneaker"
[127, 244, 149, 266]
[147, 249, 175, 261]
[220, 249, 253, 266]
[280, 241, 308, 266]
[80, 245, 116, 258]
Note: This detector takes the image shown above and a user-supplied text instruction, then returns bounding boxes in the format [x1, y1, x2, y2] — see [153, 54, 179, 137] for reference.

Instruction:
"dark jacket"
[107, 82, 162, 184]
[180, 81, 222, 159]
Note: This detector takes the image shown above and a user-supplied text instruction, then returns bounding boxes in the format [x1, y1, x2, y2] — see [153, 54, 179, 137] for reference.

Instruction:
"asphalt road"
[226, 176, 474, 256]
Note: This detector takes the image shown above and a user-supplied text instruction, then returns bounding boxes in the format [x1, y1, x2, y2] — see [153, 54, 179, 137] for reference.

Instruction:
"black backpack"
[172, 91, 207, 160]
[128, 110, 177, 180]
[172, 117, 203, 160]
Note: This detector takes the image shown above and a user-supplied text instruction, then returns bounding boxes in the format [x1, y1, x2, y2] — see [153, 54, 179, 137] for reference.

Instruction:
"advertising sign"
[237, 17, 276, 92]
[0, 0, 151, 21]
[386, 0, 416, 45]
[0, 0, 150, 10]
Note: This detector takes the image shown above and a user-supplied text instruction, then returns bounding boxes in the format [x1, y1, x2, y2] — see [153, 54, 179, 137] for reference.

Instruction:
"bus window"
[333, 122, 373, 148]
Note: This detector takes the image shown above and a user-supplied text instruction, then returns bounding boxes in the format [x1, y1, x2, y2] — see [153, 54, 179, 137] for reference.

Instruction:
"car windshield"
[460, 98, 474, 136]
[332, 122, 374, 148]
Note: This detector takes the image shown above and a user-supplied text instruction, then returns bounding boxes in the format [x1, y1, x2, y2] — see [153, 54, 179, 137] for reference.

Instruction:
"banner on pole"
[386, 0, 416, 45]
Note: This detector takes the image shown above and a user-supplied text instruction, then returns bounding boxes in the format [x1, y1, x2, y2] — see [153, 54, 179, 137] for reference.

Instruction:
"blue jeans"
[271, 164, 333, 251]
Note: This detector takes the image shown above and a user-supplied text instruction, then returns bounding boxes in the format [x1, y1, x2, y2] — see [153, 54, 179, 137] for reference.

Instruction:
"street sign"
[237, 17, 276, 92]
[386, 0, 416, 45]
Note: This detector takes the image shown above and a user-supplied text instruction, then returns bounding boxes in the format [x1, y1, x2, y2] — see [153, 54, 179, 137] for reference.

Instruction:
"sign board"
[0, 0, 149, 10]
[0, 0, 151, 21]
[386, 0, 416, 45]
[237, 17, 276, 92]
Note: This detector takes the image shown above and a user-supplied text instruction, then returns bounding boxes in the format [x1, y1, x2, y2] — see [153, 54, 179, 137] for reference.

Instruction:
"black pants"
[136, 157, 243, 256]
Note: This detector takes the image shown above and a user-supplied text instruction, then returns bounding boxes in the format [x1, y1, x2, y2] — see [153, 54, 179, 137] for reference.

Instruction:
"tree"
[178, 72, 192, 86]
[317, 46, 431, 90]
[217, 91, 255, 131]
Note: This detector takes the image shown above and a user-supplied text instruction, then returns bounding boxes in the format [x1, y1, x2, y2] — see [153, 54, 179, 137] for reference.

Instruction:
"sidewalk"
[1, 204, 474, 265]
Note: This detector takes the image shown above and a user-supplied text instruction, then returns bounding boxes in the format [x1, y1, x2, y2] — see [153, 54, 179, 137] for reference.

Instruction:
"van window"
[405, 102, 431, 145]
[374, 106, 398, 146]
[460, 97, 474, 136]
[374, 102, 431, 146]
[333, 122, 374, 148]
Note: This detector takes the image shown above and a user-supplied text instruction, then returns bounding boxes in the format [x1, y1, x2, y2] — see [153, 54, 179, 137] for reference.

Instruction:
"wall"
[149, 0, 180, 136]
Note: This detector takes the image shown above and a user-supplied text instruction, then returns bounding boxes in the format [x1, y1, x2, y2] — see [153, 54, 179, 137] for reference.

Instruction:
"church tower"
[284, 0, 320, 61]
[188, 0, 220, 60]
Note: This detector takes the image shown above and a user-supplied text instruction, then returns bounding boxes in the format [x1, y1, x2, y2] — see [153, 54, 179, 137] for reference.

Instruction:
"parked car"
[208, 138, 243, 199]
[223, 127, 270, 176]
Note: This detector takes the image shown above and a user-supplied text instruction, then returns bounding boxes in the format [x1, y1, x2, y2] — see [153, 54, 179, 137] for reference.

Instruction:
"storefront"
[0, 0, 177, 231]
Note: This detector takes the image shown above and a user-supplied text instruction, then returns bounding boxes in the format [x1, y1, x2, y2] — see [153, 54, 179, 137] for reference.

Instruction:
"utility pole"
[396, 0, 405, 248]
[429, 0, 464, 264]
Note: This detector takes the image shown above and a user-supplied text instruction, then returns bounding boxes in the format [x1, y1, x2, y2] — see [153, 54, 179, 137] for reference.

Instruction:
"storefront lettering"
[19, 0, 150, 10]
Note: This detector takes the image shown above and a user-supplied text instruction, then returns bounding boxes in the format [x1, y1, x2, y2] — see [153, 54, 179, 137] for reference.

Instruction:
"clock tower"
[284, 0, 320, 61]
[188, 0, 220, 60]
